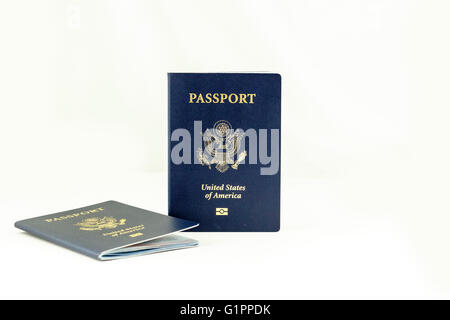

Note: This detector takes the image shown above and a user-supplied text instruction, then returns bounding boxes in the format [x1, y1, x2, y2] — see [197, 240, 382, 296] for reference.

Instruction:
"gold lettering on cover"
[228, 93, 238, 104]
[197, 94, 205, 103]
[103, 225, 145, 238]
[202, 184, 246, 200]
[188, 93, 256, 104]
[45, 207, 105, 223]
[189, 93, 197, 103]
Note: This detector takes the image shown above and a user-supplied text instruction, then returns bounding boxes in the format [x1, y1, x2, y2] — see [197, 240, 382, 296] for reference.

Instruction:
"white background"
[1, 0, 450, 299]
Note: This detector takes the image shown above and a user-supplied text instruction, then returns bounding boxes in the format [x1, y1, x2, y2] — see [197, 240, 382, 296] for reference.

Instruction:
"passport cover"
[15, 201, 199, 260]
[168, 73, 281, 231]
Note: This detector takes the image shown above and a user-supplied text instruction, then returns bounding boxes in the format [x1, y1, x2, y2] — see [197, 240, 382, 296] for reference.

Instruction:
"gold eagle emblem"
[197, 120, 247, 173]
[75, 216, 126, 231]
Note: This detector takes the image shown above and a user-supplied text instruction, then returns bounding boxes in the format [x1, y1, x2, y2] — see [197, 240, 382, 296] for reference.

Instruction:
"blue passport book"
[15, 201, 199, 260]
[168, 73, 281, 231]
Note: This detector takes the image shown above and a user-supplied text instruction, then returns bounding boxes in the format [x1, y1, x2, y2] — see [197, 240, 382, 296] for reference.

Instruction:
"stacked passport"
[15, 201, 199, 260]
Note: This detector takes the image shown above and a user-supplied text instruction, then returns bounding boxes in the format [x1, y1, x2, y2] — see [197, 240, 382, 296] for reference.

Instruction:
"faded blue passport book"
[15, 201, 199, 260]
[168, 73, 281, 231]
